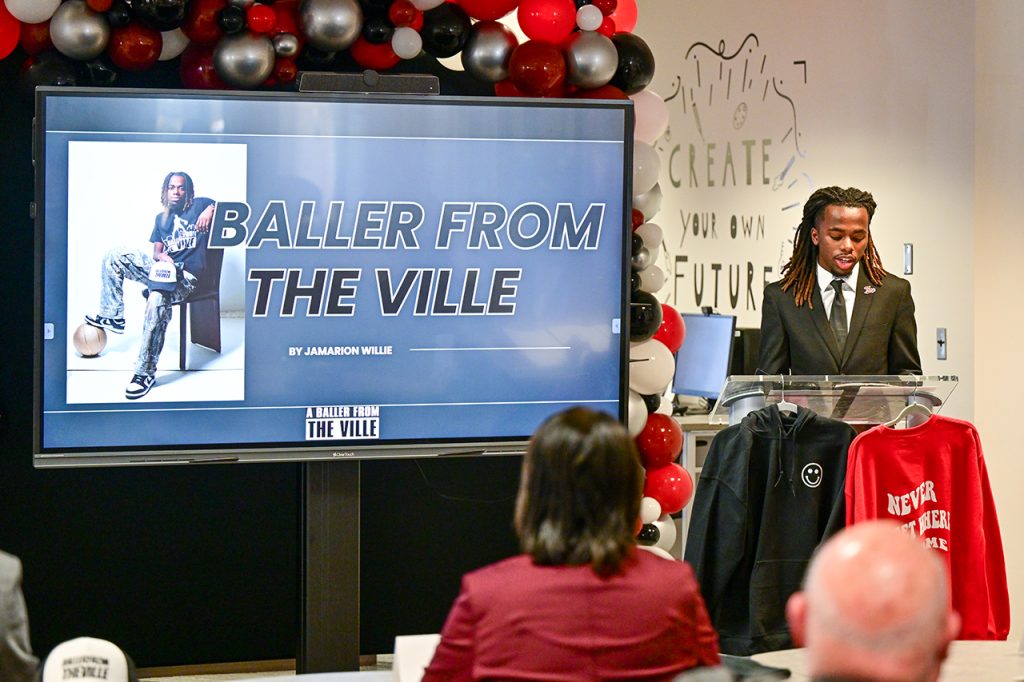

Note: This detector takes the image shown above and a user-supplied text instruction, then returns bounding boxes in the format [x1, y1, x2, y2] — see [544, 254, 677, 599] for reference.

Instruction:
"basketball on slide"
[73, 323, 107, 357]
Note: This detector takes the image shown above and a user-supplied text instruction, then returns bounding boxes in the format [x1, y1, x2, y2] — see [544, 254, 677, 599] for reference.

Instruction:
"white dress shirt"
[817, 261, 858, 333]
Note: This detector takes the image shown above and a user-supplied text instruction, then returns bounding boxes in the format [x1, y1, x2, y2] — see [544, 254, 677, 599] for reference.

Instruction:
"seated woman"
[422, 407, 720, 681]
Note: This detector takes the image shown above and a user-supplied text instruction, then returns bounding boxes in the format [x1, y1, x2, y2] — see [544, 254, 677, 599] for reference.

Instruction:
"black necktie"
[830, 279, 848, 350]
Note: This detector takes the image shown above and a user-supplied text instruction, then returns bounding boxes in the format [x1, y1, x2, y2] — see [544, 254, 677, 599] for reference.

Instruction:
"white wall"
[639, 1, 1024, 637]
[636, 0, 975, 417]
[975, 0, 1023, 641]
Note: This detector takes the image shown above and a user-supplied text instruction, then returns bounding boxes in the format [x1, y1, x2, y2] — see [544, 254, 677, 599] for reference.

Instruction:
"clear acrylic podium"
[709, 375, 960, 425]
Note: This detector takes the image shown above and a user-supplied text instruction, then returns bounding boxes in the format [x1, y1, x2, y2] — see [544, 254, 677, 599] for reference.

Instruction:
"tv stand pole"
[295, 70, 440, 674]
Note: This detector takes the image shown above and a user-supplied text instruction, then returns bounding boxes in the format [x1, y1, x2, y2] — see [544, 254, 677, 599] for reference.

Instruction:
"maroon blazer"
[422, 550, 720, 682]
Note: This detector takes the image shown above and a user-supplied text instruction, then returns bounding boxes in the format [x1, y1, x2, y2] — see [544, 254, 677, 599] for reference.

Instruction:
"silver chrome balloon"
[299, 0, 363, 52]
[565, 31, 618, 89]
[50, 0, 110, 62]
[273, 32, 300, 58]
[214, 32, 276, 88]
[461, 21, 517, 83]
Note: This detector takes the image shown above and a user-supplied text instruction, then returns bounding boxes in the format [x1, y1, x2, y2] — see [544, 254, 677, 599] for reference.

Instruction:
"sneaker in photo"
[125, 374, 155, 400]
[85, 314, 125, 334]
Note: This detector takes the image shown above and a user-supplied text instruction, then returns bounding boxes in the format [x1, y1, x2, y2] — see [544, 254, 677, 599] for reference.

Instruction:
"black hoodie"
[683, 404, 855, 655]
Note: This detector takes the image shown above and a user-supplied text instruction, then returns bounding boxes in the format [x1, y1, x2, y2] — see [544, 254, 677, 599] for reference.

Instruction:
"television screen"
[34, 87, 632, 467]
[672, 313, 737, 400]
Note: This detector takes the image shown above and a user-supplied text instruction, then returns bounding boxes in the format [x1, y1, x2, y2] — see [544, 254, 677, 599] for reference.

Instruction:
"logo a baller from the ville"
[801, 462, 823, 488]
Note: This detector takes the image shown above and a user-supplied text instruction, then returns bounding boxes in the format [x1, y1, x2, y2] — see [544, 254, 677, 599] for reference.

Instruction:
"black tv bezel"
[32, 86, 634, 468]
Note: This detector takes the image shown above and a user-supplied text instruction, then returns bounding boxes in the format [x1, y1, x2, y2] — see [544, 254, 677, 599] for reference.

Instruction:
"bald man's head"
[787, 521, 960, 682]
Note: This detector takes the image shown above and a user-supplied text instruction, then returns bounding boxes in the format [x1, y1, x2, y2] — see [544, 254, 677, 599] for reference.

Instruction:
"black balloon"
[361, 14, 394, 44]
[299, 46, 337, 65]
[631, 232, 643, 255]
[420, 3, 471, 59]
[19, 51, 78, 101]
[641, 392, 661, 414]
[218, 5, 247, 35]
[637, 523, 660, 546]
[630, 270, 641, 293]
[132, 0, 188, 31]
[107, 0, 132, 28]
[629, 290, 663, 342]
[80, 57, 118, 86]
[360, 0, 393, 11]
[610, 32, 655, 95]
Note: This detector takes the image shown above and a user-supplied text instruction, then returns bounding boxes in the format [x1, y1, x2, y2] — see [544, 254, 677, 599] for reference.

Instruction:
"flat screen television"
[671, 313, 737, 400]
[34, 87, 632, 467]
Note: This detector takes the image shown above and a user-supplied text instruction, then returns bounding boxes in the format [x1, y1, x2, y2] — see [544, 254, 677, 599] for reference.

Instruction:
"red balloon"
[182, 0, 226, 46]
[517, 0, 576, 44]
[0, 2, 20, 61]
[608, 0, 637, 32]
[179, 43, 226, 89]
[273, 56, 297, 83]
[350, 36, 401, 71]
[596, 15, 615, 37]
[653, 304, 686, 354]
[636, 413, 682, 469]
[458, 0, 519, 21]
[591, 0, 617, 15]
[508, 40, 566, 97]
[643, 463, 693, 515]
[19, 21, 52, 56]
[107, 23, 162, 71]
[247, 4, 276, 33]
[86, 0, 114, 11]
[494, 78, 526, 97]
[631, 209, 644, 230]
[572, 83, 628, 100]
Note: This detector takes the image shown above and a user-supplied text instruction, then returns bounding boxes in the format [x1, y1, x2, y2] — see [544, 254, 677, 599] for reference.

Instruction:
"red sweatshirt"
[846, 414, 1010, 640]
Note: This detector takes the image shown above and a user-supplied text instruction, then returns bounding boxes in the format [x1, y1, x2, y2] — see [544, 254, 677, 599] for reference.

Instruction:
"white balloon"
[631, 89, 670, 144]
[159, 29, 189, 61]
[638, 264, 665, 294]
[633, 182, 663, 221]
[646, 241, 661, 263]
[638, 545, 675, 560]
[653, 514, 678, 552]
[640, 496, 662, 524]
[627, 389, 647, 437]
[437, 54, 465, 71]
[411, 0, 445, 8]
[5, 0, 61, 24]
[629, 338, 675, 395]
[632, 141, 660, 196]
[656, 395, 674, 416]
[576, 5, 603, 31]
[391, 26, 423, 59]
[635, 221, 663, 250]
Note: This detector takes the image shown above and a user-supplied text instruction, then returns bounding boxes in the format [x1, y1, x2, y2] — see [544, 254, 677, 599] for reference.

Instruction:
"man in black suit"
[758, 186, 922, 375]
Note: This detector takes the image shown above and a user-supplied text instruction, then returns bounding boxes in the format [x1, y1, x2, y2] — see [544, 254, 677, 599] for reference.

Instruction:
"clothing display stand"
[672, 375, 959, 559]
[709, 375, 960, 426]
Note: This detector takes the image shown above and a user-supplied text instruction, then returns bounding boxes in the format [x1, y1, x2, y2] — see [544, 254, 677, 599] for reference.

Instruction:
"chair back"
[195, 245, 224, 295]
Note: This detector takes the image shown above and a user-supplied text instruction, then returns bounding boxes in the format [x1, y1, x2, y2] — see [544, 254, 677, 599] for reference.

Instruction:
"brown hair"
[514, 407, 642, 577]
[780, 186, 887, 307]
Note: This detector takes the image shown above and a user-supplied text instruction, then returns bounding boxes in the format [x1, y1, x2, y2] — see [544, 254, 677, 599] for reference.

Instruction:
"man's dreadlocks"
[779, 186, 887, 307]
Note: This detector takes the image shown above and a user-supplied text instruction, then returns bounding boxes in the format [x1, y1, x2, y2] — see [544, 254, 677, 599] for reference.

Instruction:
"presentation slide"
[36, 91, 630, 461]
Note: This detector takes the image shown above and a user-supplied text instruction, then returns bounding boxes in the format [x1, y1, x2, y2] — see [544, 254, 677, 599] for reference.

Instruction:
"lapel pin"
[863, 285, 876, 295]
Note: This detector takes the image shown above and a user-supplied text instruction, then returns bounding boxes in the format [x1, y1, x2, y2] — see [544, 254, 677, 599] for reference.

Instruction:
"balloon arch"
[0, 0, 690, 556]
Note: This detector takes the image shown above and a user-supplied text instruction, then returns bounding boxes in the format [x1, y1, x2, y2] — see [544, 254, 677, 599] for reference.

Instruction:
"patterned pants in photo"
[97, 248, 197, 377]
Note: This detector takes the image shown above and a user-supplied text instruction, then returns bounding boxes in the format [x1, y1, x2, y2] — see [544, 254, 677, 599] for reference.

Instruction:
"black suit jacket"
[757, 267, 922, 375]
